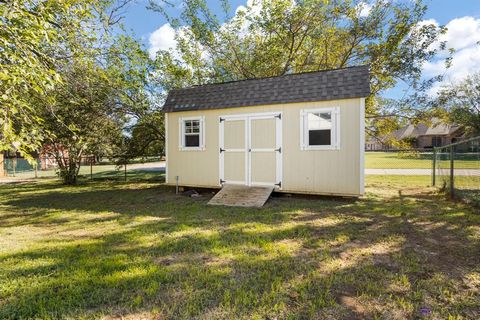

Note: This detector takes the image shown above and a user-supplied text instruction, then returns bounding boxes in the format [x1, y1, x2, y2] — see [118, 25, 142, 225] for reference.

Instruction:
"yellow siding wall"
[166, 98, 364, 196]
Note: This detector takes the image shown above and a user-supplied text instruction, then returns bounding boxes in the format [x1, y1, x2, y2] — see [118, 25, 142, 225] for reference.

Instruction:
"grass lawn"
[0, 176, 479, 319]
[365, 152, 479, 169]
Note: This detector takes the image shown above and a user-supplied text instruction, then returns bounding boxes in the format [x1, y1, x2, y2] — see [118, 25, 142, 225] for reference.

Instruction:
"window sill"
[302, 146, 340, 151]
[179, 147, 205, 151]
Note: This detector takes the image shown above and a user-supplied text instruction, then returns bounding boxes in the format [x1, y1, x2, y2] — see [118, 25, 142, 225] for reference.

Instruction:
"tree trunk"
[52, 146, 83, 185]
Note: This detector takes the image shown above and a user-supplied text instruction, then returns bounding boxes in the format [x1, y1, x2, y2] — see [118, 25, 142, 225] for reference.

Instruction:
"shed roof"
[163, 65, 370, 112]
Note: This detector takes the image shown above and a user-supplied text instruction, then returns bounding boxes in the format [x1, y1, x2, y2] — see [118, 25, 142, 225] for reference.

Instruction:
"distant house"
[365, 138, 386, 151]
[39, 152, 58, 170]
[366, 120, 466, 150]
[163, 65, 370, 197]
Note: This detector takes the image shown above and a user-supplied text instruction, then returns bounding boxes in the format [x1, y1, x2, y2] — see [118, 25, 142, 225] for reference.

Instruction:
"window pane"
[184, 121, 192, 133]
[309, 129, 331, 146]
[185, 134, 200, 147]
[184, 120, 200, 134]
[308, 112, 331, 130]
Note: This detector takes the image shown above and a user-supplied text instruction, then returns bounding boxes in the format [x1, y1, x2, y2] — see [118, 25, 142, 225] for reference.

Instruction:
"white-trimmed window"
[179, 116, 205, 150]
[300, 107, 340, 150]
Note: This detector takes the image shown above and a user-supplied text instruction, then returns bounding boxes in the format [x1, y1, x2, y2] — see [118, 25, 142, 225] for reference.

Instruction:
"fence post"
[432, 148, 436, 186]
[449, 146, 454, 199]
[176, 176, 179, 194]
[124, 160, 127, 181]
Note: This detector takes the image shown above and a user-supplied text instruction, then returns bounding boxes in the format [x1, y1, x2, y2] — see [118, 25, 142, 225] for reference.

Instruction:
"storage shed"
[163, 65, 370, 197]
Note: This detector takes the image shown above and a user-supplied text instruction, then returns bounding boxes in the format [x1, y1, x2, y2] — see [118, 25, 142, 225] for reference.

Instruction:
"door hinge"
[275, 181, 282, 188]
[220, 179, 225, 184]
[275, 114, 281, 119]
[219, 117, 224, 123]
[220, 148, 225, 153]
[275, 147, 281, 153]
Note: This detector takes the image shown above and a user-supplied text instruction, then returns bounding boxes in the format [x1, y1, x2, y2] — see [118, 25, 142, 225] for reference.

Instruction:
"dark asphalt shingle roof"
[163, 65, 370, 112]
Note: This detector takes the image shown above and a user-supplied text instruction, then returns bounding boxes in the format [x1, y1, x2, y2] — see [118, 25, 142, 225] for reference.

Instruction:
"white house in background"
[162, 65, 370, 197]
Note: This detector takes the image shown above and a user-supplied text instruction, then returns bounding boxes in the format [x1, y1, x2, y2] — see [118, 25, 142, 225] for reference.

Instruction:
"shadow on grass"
[456, 189, 480, 208]
[0, 182, 479, 319]
[81, 169, 165, 183]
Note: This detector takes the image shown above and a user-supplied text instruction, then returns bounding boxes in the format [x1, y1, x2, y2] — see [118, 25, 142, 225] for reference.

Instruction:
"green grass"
[0, 176, 479, 319]
[366, 152, 480, 169]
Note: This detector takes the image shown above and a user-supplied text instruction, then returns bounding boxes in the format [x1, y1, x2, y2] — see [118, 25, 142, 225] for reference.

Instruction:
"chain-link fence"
[1, 155, 165, 182]
[433, 136, 480, 207]
[365, 149, 434, 175]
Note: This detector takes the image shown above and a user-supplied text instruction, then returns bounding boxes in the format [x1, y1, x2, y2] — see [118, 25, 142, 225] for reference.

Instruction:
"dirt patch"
[339, 295, 367, 319]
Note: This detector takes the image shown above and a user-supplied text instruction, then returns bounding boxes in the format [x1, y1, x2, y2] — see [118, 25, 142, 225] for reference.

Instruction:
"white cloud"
[147, 0, 272, 58]
[416, 18, 439, 29]
[425, 45, 480, 95]
[439, 16, 480, 51]
[420, 16, 480, 95]
[231, 0, 264, 36]
[148, 23, 177, 59]
[357, 2, 372, 17]
[148, 23, 211, 65]
[235, 0, 262, 16]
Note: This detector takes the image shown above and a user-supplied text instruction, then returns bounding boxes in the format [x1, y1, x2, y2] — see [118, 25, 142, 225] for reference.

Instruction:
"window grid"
[179, 117, 204, 150]
[184, 120, 200, 134]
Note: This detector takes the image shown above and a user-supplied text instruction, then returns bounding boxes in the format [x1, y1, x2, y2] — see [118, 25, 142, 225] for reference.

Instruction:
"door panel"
[224, 120, 245, 149]
[249, 117, 279, 187]
[250, 118, 276, 149]
[250, 152, 276, 185]
[224, 152, 245, 183]
[222, 119, 247, 184]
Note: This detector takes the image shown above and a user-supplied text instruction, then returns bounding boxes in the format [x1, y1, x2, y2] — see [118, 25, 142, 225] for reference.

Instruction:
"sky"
[121, 0, 480, 99]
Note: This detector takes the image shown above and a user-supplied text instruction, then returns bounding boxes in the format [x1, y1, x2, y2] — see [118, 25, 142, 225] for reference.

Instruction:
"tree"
[0, 0, 91, 156]
[26, 1, 154, 184]
[1, 0, 156, 165]
[122, 111, 165, 157]
[437, 73, 480, 135]
[39, 61, 125, 184]
[149, 0, 446, 119]
[108, 36, 164, 158]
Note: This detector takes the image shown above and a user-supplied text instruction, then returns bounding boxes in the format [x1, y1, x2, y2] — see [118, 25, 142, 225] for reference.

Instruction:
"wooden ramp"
[208, 184, 274, 207]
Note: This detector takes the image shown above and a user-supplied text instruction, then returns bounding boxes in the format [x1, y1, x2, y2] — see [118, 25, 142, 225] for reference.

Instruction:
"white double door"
[219, 112, 282, 188]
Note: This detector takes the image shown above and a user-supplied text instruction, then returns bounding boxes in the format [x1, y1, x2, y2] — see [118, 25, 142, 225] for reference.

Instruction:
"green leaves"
[155, 2, 439, 86]
[149, 0, 446, 139]
[1, 0, 153, 182]
[437, 73, 480, 135]
[0, 0, 91, 157]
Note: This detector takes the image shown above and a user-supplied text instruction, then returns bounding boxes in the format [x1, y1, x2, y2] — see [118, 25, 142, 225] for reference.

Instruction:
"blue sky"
[121, 0, 480, 98]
